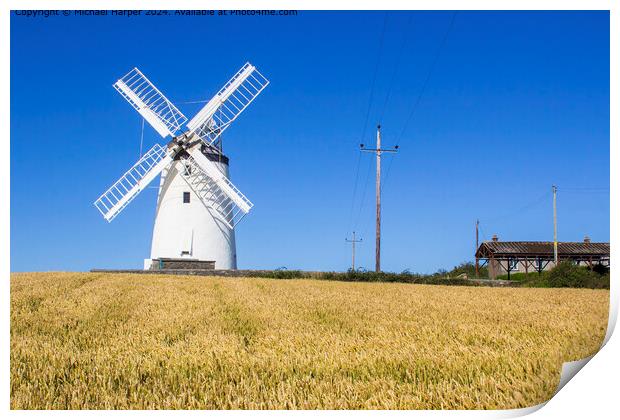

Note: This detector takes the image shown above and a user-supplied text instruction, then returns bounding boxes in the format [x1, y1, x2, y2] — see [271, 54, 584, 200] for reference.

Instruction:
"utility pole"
[361, 125, 398, 273]
[345, 231, 362, 271]
[553, 185, 558, 265]
[475, 219, 480, 277]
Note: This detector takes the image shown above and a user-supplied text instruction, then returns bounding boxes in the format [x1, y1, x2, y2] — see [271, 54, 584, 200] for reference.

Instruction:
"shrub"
[497, 272, 543, 282]
[520, 261, 610, 289]
[446, 262, 488, 279]
[592, 263, 610, 275]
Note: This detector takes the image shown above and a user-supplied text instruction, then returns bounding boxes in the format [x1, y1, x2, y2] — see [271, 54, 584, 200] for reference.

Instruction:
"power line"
[560, 187, 609, 193]
[351, 12, 389, 232]
[396, 11, 458, 144]
[559, 185, 610, 189]
[353, 156, 374, 230]
[359, 12, 389, 146]
[381, 152, 395, 190]
[379, 13, 457, 205]
[380, 13, 453, 199]
[482, 190, 551, 226]
[347, 151, 363, 232]
[479, 224, 488, 242]
[379, 13, 413, 122]
[353, 12, 455, 240]
[561, 190, 609, 195]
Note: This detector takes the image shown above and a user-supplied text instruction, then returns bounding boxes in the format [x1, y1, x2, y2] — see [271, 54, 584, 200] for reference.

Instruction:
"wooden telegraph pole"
[553, 185, 558, 265]
[361, 125, 398, 273]
[375, 126, 382, 273]
[475, 219, 480, 277]
[345, 232, 362, 271]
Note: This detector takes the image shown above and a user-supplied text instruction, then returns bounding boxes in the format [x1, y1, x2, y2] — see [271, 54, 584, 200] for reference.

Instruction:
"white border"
[2, 1, 616, 418]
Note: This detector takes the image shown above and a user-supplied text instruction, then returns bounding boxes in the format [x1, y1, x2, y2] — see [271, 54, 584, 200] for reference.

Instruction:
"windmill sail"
[186, 62, 269, 145]
[94, 144, 173, 222]
[114, 68, 188, 138]
[181, 148, 253, 228]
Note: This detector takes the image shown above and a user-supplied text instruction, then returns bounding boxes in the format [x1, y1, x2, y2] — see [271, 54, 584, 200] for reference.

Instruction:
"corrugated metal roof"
[476, 241, 610, 258]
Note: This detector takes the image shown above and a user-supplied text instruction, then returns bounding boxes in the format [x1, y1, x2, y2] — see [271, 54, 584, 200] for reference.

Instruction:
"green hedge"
[241, 261, 608, 289]
[242, 262, 487, 286]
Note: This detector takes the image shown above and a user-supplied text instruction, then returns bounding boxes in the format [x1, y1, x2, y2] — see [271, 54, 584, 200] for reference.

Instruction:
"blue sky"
[10, 11, 609, 273]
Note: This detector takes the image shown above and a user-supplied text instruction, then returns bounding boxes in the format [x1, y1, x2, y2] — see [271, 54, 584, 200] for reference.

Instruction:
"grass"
[11, 272, 609, 409]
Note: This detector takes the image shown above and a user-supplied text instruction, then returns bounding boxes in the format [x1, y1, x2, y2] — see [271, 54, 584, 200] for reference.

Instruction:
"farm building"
[475, 235, 610, 279]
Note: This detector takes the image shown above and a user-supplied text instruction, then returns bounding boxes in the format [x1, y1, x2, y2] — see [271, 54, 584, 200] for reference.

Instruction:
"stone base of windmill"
[145, 258, 216, 271]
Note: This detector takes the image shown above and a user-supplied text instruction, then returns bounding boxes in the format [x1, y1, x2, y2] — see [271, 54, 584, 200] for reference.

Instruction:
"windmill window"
[183, 192, 190, 203]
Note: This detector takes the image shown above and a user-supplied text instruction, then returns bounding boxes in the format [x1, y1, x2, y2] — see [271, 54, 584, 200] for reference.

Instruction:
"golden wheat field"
[10, 272, 609, 410]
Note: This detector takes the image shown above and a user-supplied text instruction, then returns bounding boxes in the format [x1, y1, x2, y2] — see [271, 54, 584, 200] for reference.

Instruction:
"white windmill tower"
[94, 63, 269, 270]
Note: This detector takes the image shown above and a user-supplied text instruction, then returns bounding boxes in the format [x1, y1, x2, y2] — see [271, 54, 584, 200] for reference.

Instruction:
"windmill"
[94, 63, 269, 270]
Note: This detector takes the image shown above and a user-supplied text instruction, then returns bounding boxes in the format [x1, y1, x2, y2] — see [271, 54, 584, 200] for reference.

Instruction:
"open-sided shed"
[475, 237, 610, 279]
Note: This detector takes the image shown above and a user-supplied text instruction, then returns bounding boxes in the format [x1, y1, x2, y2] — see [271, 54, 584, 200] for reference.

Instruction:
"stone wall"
[149, 258, 215, 270]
